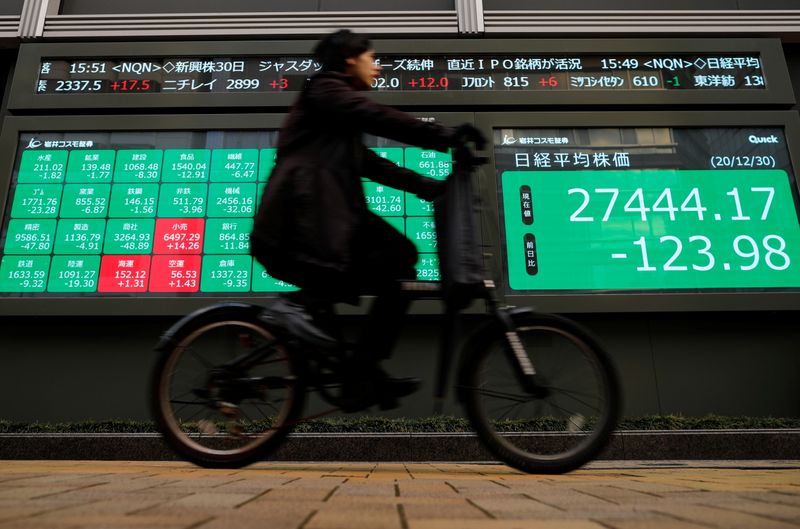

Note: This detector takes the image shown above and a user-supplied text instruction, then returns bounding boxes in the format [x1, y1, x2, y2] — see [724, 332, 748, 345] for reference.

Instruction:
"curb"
[1, 430, 799, 461]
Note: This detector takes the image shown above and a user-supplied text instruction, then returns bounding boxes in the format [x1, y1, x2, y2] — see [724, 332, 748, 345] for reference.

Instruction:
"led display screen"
[496, 126, 800, 292]
[35, 52, 766, 95]
[0, 130, 448, 296]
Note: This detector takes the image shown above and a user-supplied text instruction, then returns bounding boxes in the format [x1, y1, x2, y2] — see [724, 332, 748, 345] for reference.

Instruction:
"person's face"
[345, 49, 381, 90]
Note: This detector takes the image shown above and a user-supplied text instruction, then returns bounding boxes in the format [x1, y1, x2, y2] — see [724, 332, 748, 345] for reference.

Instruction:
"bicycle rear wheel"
[151, 307, 306, 468]
[459, 311, 620, 473]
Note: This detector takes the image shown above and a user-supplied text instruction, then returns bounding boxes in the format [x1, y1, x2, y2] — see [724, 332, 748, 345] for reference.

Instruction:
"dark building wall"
[785, 44, 800, 111]
[0, 310, 797, 422]
[59, 0, 455, 14]
[0, 3, 797, 423]
[0, 0, 24, 16]
[484, 0, 795, 8]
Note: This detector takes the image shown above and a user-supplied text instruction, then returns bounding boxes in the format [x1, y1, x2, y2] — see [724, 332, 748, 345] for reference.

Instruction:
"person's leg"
[351, 214, 418, 362]
[259, 290, 339, 348]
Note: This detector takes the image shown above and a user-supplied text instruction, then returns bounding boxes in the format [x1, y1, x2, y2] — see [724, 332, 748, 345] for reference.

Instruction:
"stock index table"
[0, 131, 448, 296]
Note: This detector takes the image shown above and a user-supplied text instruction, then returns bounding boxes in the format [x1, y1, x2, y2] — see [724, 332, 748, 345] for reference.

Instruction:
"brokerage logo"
[25, 137, 42, 149]
[748, 134, 779, 144]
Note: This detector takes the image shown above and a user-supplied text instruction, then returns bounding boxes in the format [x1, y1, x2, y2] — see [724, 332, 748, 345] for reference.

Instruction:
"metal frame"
[475, 109, 800, 313]
[8, 38, 794, 111]
[8, 0, 800, 42]
[0, 111, 473, 316]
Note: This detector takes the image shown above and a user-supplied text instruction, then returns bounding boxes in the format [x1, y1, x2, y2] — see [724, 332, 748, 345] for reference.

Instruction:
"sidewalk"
[0, 461, 798, 528]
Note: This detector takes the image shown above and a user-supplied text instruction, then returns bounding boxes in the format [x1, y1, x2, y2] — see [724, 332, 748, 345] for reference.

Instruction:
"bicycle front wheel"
[151, 308, 306, 468]
[459, 311, 620, 474]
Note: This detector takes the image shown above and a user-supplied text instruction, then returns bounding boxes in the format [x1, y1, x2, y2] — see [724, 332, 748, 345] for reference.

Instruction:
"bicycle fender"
[155, 302, 264, 352]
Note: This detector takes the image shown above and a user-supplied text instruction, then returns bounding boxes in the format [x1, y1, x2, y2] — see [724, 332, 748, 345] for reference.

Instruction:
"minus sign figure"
[611, 253, 628, 259]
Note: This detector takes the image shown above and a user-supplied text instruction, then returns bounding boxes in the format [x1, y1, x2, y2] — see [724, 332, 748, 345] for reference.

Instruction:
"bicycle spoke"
[154, 314, 307, 466]
[462, 315, 619, 473]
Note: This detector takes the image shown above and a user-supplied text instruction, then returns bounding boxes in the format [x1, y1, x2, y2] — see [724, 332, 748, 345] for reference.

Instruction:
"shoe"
[259, 298, 338, 349]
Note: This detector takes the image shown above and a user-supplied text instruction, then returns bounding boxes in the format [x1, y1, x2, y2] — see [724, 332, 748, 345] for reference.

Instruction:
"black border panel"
[475, 110, 800, 313]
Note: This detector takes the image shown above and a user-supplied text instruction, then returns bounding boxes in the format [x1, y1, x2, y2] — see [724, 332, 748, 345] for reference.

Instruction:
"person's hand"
[450, 123, 486, 150]
[416, 178, 447, 201]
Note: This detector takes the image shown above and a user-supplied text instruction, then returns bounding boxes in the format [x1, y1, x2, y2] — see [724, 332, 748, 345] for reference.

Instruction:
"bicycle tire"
[150, 305, 306, 468]
[459, 311, 620, 474]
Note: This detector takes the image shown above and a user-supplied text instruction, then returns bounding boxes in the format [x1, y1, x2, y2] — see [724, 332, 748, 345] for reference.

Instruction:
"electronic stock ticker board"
[1, 39, 799, 313]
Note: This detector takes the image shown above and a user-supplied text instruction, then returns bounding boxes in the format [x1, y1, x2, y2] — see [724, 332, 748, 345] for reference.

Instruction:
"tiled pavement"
[0, 460, 797, 528]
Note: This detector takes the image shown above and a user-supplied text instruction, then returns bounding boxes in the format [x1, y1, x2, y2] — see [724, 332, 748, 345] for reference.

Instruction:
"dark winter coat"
[250, 71, 453, 298]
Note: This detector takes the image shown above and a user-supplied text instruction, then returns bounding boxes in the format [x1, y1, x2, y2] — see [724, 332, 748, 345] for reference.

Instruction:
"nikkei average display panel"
[477, 111, 800, 312]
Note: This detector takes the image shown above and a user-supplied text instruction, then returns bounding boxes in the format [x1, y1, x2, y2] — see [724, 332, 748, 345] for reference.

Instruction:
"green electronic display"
[496, 127, 800, 292]
[0, 131, 446, 296]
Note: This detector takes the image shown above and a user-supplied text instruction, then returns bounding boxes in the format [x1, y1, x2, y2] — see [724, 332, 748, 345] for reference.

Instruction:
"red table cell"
[153, 218, 205, 254]
[149, 255, 201, 292]
[98, 255, 150, 292]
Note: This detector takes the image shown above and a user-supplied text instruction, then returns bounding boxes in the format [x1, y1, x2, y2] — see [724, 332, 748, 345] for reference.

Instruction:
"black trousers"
[290, 213, 417, 362]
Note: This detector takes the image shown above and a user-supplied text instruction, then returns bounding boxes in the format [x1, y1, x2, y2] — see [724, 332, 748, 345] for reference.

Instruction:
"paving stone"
[401, 499, 488, 520]
[408, 520, 606, 528]
[0, 461, 796, 529]
[597, 519, 714, 529]
[307, 504, 402, 529]
[467, 494, 563, 516]
[649, 503, 800, 529]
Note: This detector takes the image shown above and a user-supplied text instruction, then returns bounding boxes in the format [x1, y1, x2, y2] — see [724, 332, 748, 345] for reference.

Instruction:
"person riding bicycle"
[249, 29, 484, 409]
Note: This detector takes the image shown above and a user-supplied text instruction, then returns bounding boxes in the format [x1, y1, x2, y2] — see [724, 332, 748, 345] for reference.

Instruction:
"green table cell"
[10, 184, 62, 218]
[47, 255, 100, 292]
[2, 219, 57, 254]
[502, 169, 800, 291]
[157, 184, 207, 218]
[114, 150, 163, 182]
[109, 184, 159, 217]
[201, 255, 252, 292]
[162, 149, 211, 182]
[252, 260, 298, 292]
[363, 181, 404, 216]
[405, 193, 436, 216]
[370, 147, 404, 166]
[258, 149, 278, 182]
[103, 219, 155, 254]
[384, 216, 405, 235]
[207, 183, 257, 218]
[66, 150, 116, 183]
[211, 149, 259, 182]
[59, 184, 111, 218]
[0, 255, 50, 292]
[415, 253, 441, 282]
[17, 150, 68, 183]
[54, 219, 106, 254]
[406, 216, 438, 253]
[204, 218, 253, 254]
[405, 148, 451, 180]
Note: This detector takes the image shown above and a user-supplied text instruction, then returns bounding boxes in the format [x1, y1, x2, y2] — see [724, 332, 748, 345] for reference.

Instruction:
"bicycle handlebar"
[451, 143, 488, 172]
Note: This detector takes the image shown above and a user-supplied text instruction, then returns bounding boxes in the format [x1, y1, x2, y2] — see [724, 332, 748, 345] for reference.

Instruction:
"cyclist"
[250, 29, 484, 409]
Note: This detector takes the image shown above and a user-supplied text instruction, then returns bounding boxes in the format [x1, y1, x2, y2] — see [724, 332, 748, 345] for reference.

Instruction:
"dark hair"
[313, 29, 372, 73]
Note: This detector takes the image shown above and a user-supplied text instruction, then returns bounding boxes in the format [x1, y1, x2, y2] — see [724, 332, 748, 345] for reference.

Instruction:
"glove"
[415, 178, 447, 202]
[449, 123, 486, 150]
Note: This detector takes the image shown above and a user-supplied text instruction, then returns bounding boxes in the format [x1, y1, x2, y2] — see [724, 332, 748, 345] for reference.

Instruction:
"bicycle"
[150, 144, 621, 474]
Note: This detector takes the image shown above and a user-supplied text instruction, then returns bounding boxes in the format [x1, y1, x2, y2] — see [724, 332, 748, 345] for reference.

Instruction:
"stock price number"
[564, 181, 798, 282]
[110, 80, 154, 92]
[630, 234, 790, 273]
